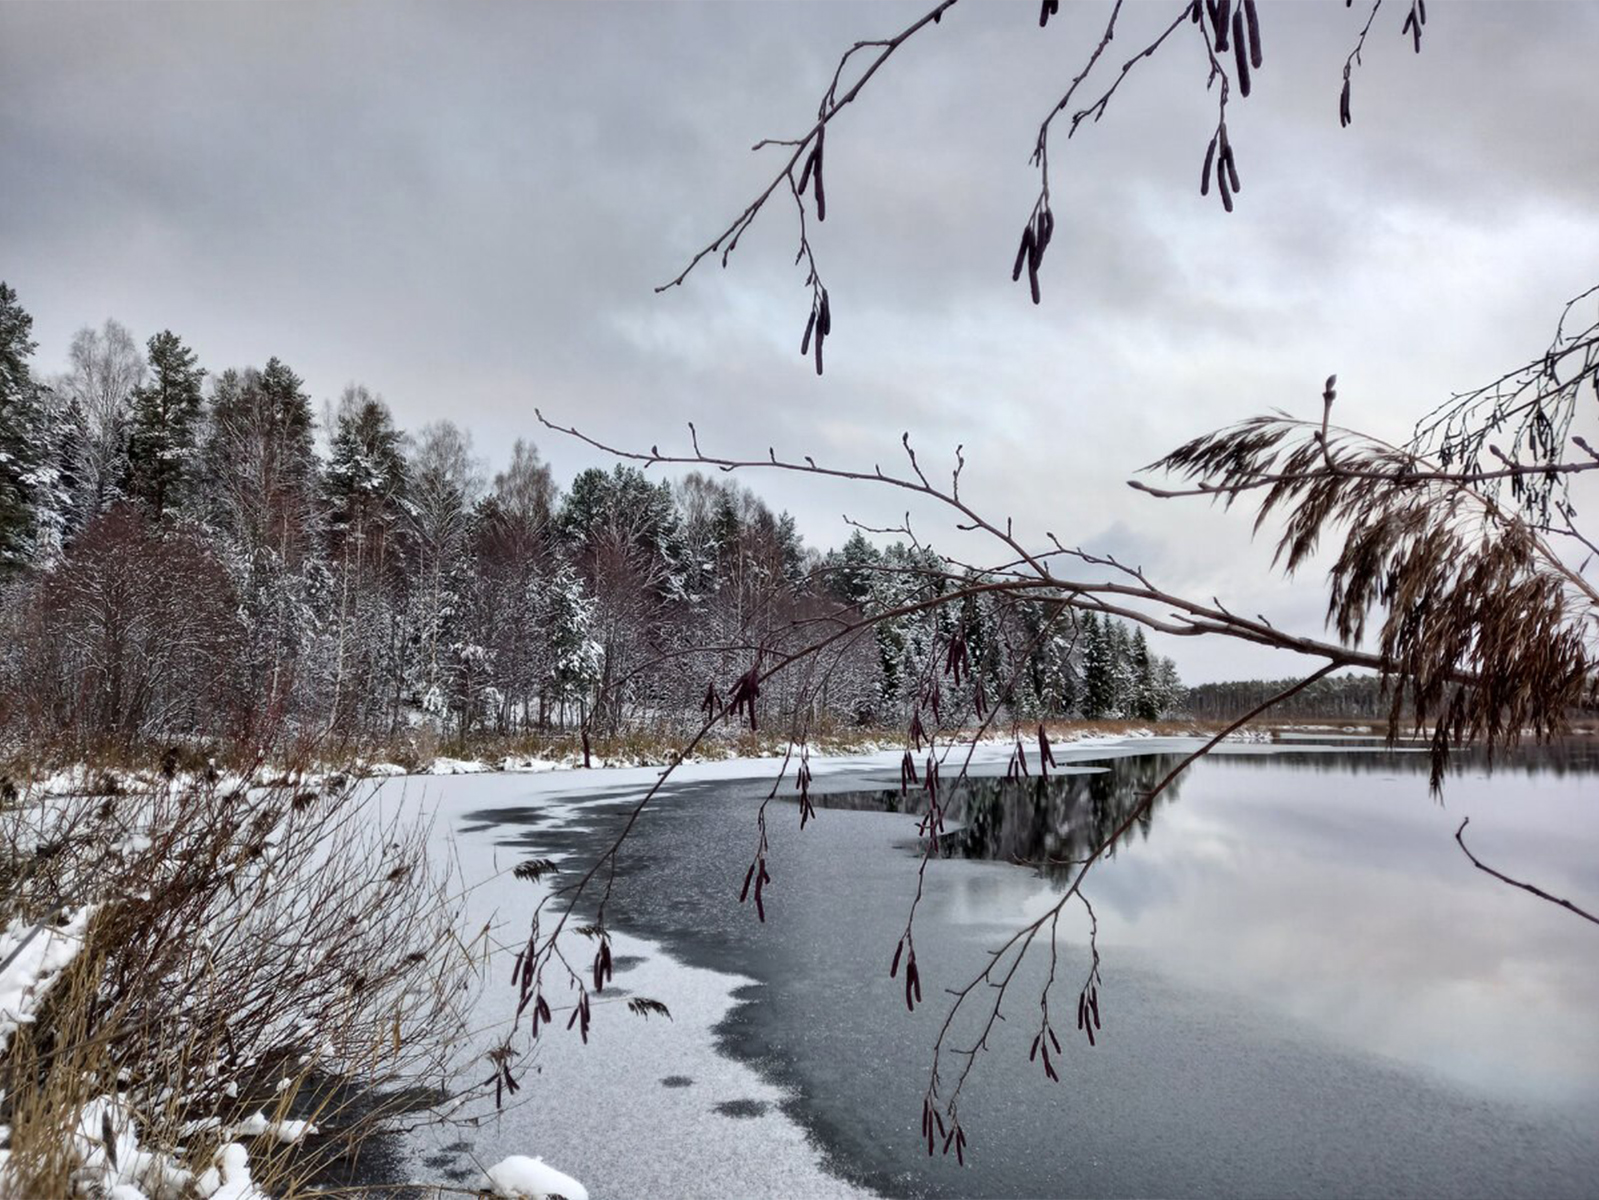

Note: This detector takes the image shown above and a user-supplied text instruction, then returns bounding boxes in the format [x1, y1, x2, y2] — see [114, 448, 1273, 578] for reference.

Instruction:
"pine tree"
[125, 330, 206, 518]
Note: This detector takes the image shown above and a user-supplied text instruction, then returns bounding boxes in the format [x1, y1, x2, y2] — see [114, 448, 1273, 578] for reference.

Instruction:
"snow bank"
[428, 757, 492, 775]
[230, 1111, 317, 1143]
[30, 1094, 199, 1200]
[483, 1155, 589, 1200]
[0, 907, 94, 1053]
[194, 1142, 268, 1200]
[357, 761, 409, 777]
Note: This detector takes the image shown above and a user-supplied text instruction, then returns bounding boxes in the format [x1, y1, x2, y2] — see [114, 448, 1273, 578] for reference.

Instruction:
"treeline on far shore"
[1183, 674, 1399, 721]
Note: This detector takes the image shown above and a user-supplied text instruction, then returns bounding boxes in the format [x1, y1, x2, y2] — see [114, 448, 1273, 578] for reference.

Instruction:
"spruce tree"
[827, 529, 882, 607]
[1081, 612, 1118, 719]
[0, 283, 44, 569]
[775, 512, 807, 586]
[544, 564, 602, 723]
[125, 330, 206, 518]
[1130, 628, 1161, 720]
[324, 386, 408, 565]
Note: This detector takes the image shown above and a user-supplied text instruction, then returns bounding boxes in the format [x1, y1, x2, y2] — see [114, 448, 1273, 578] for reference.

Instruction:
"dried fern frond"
[1155, 416, 1596, 785]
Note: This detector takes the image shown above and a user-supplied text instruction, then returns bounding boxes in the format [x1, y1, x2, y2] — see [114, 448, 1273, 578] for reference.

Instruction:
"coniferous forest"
[0, 286, 1184, 755]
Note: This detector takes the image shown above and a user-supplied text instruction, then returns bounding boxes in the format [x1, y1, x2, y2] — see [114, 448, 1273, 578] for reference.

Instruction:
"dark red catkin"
[1012, 226, 1035, 283]
[812, 129, 827, 220]
[1232, 10, 1250, 96]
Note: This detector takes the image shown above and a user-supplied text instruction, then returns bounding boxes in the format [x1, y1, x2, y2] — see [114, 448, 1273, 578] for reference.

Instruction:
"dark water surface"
[474, 739, 1599, 1197]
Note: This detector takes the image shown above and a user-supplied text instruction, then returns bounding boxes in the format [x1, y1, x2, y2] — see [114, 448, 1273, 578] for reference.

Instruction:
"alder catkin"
[1233, 11, 1250, 96]
[813, 145, 826, 221]
[1013, 227, 1035, 282]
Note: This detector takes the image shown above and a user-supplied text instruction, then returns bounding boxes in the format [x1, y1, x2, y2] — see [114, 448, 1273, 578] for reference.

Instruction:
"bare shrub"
[12, 505, 246, 751]
[0, 760, 475, 1194]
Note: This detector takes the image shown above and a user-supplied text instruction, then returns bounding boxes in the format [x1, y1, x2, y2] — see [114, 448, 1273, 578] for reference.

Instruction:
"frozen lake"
[388, 735, 1599, 1197]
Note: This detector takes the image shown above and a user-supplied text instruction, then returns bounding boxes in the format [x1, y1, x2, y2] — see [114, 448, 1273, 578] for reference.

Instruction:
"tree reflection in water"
[810, 738, 1598, 884]
[814, 756, 1187, 883]
[1219, 736, 1599, 778]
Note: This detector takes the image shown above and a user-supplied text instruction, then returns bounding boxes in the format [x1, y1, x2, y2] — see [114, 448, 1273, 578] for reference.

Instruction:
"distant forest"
[1184, 674, 1397, 721]
[0, 288, 1185, 752]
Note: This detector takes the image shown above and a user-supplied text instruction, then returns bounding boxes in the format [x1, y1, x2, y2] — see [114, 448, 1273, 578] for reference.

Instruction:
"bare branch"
[1454, 817, 1599, 928]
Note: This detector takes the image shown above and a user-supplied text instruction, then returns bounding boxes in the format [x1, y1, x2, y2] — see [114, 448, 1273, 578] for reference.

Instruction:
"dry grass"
[0, 755, 479, 1195]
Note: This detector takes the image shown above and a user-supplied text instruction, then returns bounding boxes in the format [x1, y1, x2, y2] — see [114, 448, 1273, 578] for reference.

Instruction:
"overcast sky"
[3, 1, 1596, 682]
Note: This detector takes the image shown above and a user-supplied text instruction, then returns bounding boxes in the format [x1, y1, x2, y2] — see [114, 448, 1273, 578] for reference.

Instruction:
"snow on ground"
[11, 723, 1205, 801]
[0, 906, 93, 1054]
[483, 1154, 590, 1200]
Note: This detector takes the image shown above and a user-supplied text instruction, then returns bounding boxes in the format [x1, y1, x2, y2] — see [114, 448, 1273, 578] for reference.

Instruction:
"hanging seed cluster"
[739, 851, 774, 922]
[486, 1043, 521, 1110]
[800, 286, 832, 376]
[921, 1096, 967, 1165]
[890, 934, 923, 1013]
[1189, 0, 1262, 212]
[1029, 1022, 1064, 1082]
[727, 661, 762, 731]
[797, 126, 827, 223]
[1076, 976, 1103, 1046]
[795, 744, 816, 828]
[1401, 0, 1427, 53]
[795, 125, 833, 374]
[1193, 0, 1263, 90]
[1011, 205, 1055, 305]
